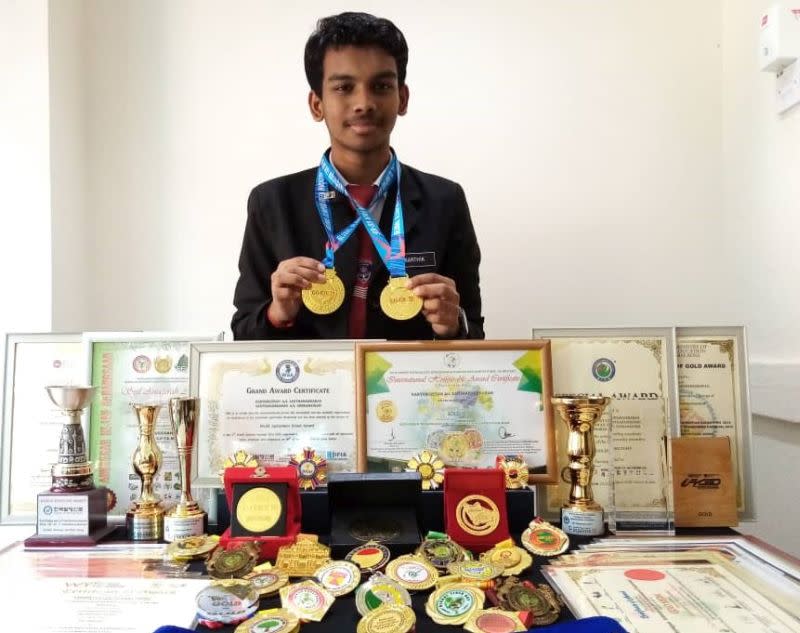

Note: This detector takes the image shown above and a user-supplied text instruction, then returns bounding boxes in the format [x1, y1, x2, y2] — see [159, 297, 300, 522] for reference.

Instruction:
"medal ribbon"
[315, 150, 407, 277]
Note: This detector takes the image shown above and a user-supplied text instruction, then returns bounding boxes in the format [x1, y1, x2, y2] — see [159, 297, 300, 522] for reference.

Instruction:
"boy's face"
[309, 45, 409, 158]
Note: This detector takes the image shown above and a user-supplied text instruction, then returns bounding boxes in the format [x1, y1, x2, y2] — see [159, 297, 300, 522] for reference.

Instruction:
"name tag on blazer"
[406, 252, 436, 268]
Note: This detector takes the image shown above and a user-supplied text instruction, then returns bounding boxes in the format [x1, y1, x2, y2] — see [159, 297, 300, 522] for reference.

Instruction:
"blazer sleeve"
[230, 186, 297, 340]
[445, 183, 485, 340]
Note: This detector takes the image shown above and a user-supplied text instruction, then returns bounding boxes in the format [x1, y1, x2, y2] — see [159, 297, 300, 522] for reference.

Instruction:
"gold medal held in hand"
[302, 268, 345, 315]
[380, 276, 422, 320]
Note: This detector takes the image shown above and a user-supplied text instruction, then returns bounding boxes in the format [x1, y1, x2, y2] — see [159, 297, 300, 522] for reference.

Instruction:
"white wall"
[721, 0, 800, 554]
[0, 0, 52, 336]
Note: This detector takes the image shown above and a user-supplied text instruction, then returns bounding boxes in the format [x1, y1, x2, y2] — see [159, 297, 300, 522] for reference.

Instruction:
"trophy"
[163, 396, 207, 541]
[552, 395, 611, 537]
[25, 386, 113, 546]
[126, 403, 165, 540]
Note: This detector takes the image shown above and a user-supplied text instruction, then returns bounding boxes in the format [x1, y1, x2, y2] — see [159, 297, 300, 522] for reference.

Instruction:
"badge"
[416, 532, 469, 572]
[385, 554, 439, 591]
[275, 534, 331, 577]
[196, 579, 259, 624]
[480, 539, 533, 576]
[354, 572, 412, 616]
[314, 560, 361, 597]
[521, 517, 570, 557]
[406, 450, 445, 490]
[495, 454, 530, 489]
[206, 542, 260, 579]
[426, 584, 485, 625]
[279, 580, 335, 622]
[166, 534, 219, 561]
[302, 268, 345, 315]
[456, 494, 500, 536]
[242, 568, 289, 597]
[345, 540, 391, 574]
[348, 516, 400, 543]
[357, 604, 416, 633]
[288, 447, 328, 490]
[495, 578, 561, 626]
[463, 609, 528, 633]
[234, 608, 299, 633]
[446, 560, 504, 584]
[380, 276, 422, 320]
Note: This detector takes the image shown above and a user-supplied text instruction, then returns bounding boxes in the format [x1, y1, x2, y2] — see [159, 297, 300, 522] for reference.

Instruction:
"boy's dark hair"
[304, 12, 408, 96]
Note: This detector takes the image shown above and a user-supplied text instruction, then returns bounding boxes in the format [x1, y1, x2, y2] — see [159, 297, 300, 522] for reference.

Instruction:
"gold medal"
[521, 518, 569, 557]
[288, 447, 328, 490]
[357, 604, 416, 633]
[243, 568, 289, 597]
[302, 268, 345, 315]
[166, 534, 219, 561]
[380, 276, 422, 320]
[426, 583, 485, 625]
[235, 608, 298, 633]
[406, 450, 445, 490]
[480, 539, 532, 576]
[236, 487, 283, 533]
[385, 554, 439, 591]
[464, 609, 528, 633]
[314, 560, 361, 597]
[275, 534, 331, 577]
[279, 580, 335, 622]
[455, 494, 501, 536]
[206, 542, 260, 579]
[495, 455, 530, 489]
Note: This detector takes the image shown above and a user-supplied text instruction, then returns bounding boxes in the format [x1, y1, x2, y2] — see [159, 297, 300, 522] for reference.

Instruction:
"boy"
[231, 12, 483, 340]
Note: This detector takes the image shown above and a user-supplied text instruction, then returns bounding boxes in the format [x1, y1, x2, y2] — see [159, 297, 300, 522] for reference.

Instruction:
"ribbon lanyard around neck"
[315, 151, 408, 278]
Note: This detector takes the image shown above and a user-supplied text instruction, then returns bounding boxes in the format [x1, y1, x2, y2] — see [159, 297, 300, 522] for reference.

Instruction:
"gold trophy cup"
[126, 403, 165, 540]
[552, 395, 611, 537]
[163, 396, 207, 541]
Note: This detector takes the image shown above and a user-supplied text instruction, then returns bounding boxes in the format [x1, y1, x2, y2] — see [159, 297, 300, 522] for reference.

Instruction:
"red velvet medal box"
[219, 466, 301, 561]
[443, 468, 510, 553]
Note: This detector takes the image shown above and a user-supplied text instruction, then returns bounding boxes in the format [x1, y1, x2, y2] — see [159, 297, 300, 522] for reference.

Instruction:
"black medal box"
[215, 475, 536, 555]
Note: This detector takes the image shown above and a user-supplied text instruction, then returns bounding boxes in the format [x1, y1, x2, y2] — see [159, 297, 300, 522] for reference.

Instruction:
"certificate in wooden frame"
[1, 333, 83, 524]
[532, 326, 679, 532]
[676, 326, 754, 519]
[189, 340, 360, 487]
[83, 331, 222, 520]
[356, 340, 557, 483]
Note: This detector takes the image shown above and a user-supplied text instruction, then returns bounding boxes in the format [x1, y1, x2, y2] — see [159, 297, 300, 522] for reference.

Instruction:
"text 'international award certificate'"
[87, 337, 202, 516]
[534, 328, 678, 528]
[358, 342, 556, 482]
[2, 335, 82, 523]
[192, 342, 357, 486]
[676, 329, 751, 515]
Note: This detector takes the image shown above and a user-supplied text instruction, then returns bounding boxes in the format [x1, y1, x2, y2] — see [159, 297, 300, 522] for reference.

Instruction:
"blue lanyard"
[314, 151, 407, 278]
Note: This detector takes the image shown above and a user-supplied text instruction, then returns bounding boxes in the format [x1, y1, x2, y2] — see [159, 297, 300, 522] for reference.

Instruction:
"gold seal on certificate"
[302, 268, 345, 315]
[380, 276, 422, 320]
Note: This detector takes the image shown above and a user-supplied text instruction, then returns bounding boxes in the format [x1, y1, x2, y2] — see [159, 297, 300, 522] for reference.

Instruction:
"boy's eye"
[332, 83, 352, 93]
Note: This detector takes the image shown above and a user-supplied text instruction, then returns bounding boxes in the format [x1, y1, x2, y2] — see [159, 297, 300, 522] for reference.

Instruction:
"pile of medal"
[166, 516, 568, 632]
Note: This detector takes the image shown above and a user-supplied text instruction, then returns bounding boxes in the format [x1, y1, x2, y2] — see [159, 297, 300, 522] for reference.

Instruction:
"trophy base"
[561, 506, 605, 536]
[164, 510, 207, 542]
[126, 505, 165, 541]
[26, 487, 111, 546]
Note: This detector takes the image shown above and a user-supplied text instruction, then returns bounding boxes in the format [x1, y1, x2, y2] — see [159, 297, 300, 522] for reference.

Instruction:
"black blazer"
[231, 164, 484, 340]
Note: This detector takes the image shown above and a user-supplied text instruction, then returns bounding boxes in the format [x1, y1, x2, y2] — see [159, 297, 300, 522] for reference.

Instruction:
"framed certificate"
[676, 326, 754, 519]
[532, 327, 678, 531]
[356, 340, 557, 483]
[84, 331, 222, 518]
[1, 333, 83, 524]
[190, 340, 359, 487]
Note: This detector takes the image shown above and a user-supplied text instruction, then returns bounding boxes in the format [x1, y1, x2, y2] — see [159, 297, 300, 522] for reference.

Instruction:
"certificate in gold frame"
[355, 340, 557, 483]
[1, 333, 83, 524]
[676, 326, 754, 519]
[532, 327, 678, 532]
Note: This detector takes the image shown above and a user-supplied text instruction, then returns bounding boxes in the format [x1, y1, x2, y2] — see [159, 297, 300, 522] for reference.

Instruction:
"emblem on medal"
[380, 276, 422, 320]
[302, 268, 345, 315]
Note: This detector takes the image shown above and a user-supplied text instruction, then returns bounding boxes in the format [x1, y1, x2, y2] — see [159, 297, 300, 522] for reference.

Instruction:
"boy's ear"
[308, 90, 324, 122]
[398, 84, 409, 116]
